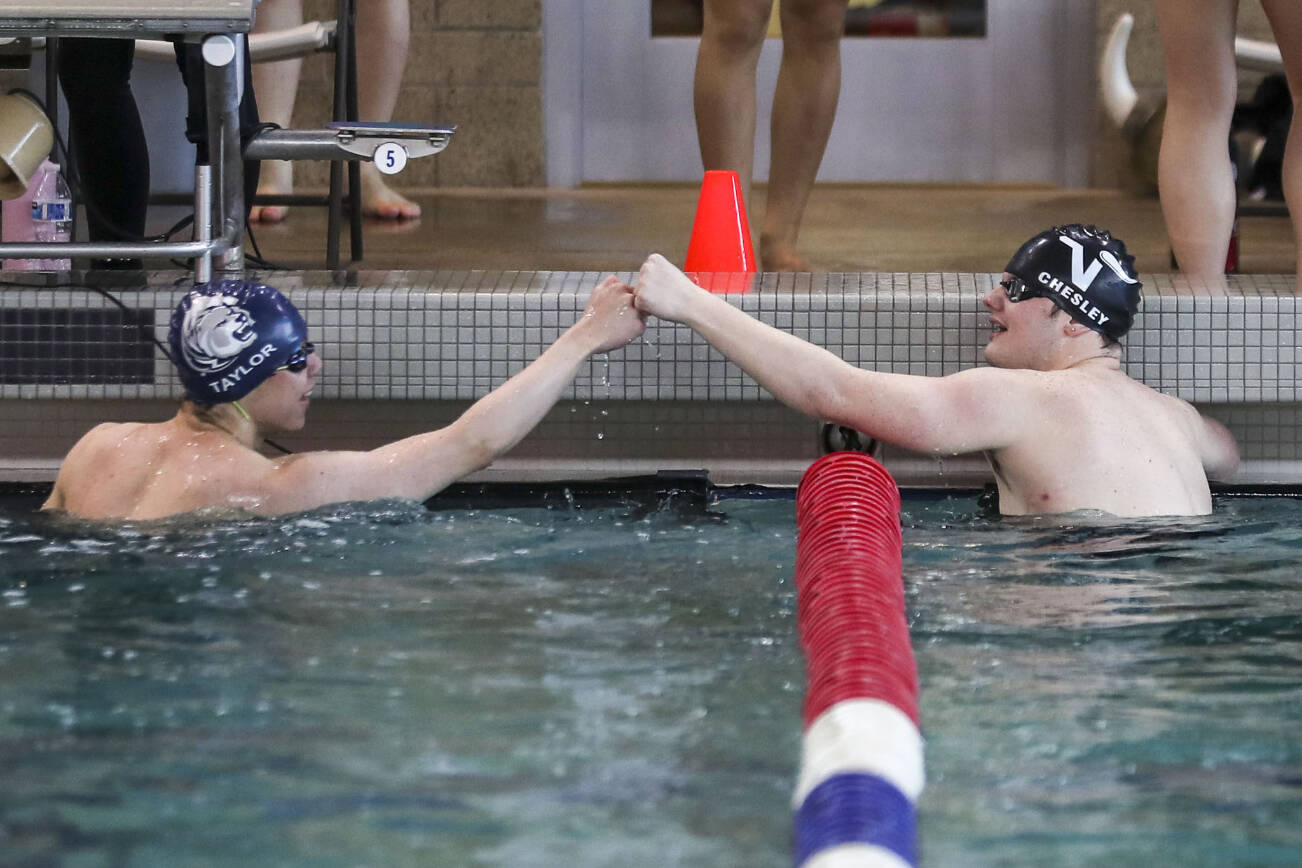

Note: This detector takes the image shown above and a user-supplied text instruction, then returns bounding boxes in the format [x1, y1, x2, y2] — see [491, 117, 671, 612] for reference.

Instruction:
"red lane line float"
[791, 453, 923, 867]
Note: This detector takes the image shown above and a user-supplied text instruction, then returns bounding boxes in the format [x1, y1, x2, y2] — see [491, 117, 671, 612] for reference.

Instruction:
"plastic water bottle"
[31, 160, 72, 270]
[1, 161, 40, 271]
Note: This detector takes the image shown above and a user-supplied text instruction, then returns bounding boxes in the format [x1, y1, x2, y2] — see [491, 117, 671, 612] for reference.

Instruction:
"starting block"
[0, 1, 251, 37]
[0, 0, 457, 275]
[0, 1, 256, 278]
[244, 121, 456, 166]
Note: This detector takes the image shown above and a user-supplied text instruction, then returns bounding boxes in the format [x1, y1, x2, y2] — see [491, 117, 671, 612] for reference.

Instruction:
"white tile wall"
[3, 270, 1300, 482]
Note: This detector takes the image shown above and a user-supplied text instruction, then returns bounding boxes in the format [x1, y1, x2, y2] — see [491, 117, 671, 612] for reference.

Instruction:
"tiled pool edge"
[2, 270, 1298, 485]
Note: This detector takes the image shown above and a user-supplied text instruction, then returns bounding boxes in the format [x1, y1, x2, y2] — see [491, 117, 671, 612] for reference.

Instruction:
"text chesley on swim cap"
[1005, 224, 1142, 341]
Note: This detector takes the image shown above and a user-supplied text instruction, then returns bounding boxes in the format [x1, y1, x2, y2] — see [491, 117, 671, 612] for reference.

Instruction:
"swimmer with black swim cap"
[633, 228, 1239, 517]
[44, 274, 644, 520]
[982, 224, 1144, 373]
[1001, 224, 1142, 344]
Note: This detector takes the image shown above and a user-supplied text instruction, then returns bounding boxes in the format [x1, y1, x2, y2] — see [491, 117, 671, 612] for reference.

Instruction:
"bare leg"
[762, 0, 847, 271]
[1260, 0, 1302, 284]
[694, 0, 774, 225]
[248, 0, 303, 223]
[356, 0, 420, 219]
[1154, 0, 1239, 277]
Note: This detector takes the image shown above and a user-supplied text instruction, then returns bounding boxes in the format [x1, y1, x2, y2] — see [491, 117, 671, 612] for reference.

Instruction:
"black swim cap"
[168, 280, 308, 403]
[1004, 224, 1142, 340]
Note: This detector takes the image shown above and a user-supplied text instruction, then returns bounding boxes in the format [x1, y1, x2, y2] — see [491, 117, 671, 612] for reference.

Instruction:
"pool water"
[2, 493, 1301, 866]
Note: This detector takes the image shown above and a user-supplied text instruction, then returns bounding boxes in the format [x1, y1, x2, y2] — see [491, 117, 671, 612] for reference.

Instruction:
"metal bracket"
[244, 122, 456, 163]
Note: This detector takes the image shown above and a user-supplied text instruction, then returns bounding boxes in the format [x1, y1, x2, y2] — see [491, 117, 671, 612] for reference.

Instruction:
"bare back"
[43, 419, 276, 521]
[987, 367, 1222, 516]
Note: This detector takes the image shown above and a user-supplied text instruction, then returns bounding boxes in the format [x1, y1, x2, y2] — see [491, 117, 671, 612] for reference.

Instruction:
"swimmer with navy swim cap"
[1002, 224, 1142, 343]
[44, 274, 645, 520]
[169, 279, 310, 409]
[632, 235, 1238, 518]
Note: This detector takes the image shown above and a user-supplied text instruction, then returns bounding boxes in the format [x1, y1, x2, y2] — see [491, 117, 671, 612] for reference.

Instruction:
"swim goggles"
[278, 341, 315, 372]
[999, 277, 1040, 303]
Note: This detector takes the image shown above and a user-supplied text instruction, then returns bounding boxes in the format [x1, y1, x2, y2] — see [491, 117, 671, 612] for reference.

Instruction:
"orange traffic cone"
[684, 170, 756, 293]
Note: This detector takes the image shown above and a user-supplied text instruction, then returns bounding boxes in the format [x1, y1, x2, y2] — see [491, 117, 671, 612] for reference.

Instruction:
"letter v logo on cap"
[1058, 236, 1102, 291]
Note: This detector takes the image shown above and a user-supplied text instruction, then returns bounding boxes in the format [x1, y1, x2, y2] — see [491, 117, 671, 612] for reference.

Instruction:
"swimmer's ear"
[1064, 321, 1090, 337]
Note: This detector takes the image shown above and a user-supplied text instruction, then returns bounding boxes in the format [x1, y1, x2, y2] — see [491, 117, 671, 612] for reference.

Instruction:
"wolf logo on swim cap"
[179, 292, 257, 374]
[1004, 224, 1142, 341]
[168, 280, 308, 404]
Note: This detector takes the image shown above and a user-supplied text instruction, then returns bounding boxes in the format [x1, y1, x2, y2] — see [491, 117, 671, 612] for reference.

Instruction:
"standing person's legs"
[57, 39, 150, 242]
[1260, 0, 1302, 283]
[763, 0, 847, 271]
[248, 0, 304, 223]
[694, 0, 774, 222]
[1154, 0, 1239, 278]
[355, 0, 420, 219]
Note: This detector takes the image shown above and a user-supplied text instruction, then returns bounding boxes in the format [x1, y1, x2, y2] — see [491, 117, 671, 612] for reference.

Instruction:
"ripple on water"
[3, 495, 1302, 864]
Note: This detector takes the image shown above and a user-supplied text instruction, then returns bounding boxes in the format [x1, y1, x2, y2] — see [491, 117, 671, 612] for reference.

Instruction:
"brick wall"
[292, 0, 543, 188]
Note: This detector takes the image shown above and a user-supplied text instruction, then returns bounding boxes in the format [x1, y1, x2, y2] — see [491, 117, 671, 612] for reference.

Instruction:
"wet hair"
[181, 397, 223, 425]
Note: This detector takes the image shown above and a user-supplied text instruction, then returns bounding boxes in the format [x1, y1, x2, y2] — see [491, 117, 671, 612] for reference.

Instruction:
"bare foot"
[248, 203, 287, 224]
[360, 163, 421, 220]
[760, 236, 811, 272]
[249, 161, 292, 224]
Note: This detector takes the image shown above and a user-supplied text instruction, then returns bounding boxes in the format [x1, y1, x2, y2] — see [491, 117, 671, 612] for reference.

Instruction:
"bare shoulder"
[236, 448, 381, 514]
[45, 422, 144, 510]
[64, 422, 144, 463]
[945, 366, 1040, 389]
[1132, 381, 1238, 477]
[941, 365, 1053, 404]
[1148, 384, 1208, 425]
[949, 365, 1052, 387]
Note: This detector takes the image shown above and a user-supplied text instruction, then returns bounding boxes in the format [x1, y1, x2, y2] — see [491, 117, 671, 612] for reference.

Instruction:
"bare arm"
[633, 254, 1029, 454]
[253, 277, 644, 512]
[1198, 414, 1239, 482]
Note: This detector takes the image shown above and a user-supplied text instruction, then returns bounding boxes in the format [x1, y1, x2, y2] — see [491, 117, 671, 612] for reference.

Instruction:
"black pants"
[57, 37, 261, 244]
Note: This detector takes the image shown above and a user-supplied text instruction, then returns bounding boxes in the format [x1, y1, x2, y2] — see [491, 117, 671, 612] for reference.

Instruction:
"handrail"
[133, 20, 335, 64]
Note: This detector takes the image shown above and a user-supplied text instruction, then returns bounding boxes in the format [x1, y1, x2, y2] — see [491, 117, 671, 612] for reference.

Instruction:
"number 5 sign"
[372, 142, 409, 175]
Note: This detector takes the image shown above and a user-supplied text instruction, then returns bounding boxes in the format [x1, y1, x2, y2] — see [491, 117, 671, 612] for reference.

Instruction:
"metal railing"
[0, 2, 454, 277]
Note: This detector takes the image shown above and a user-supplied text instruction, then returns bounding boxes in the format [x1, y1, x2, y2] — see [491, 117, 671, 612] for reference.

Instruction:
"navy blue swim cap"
[1004, 224, 1142, 341]
[168, 280, 308, 403]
